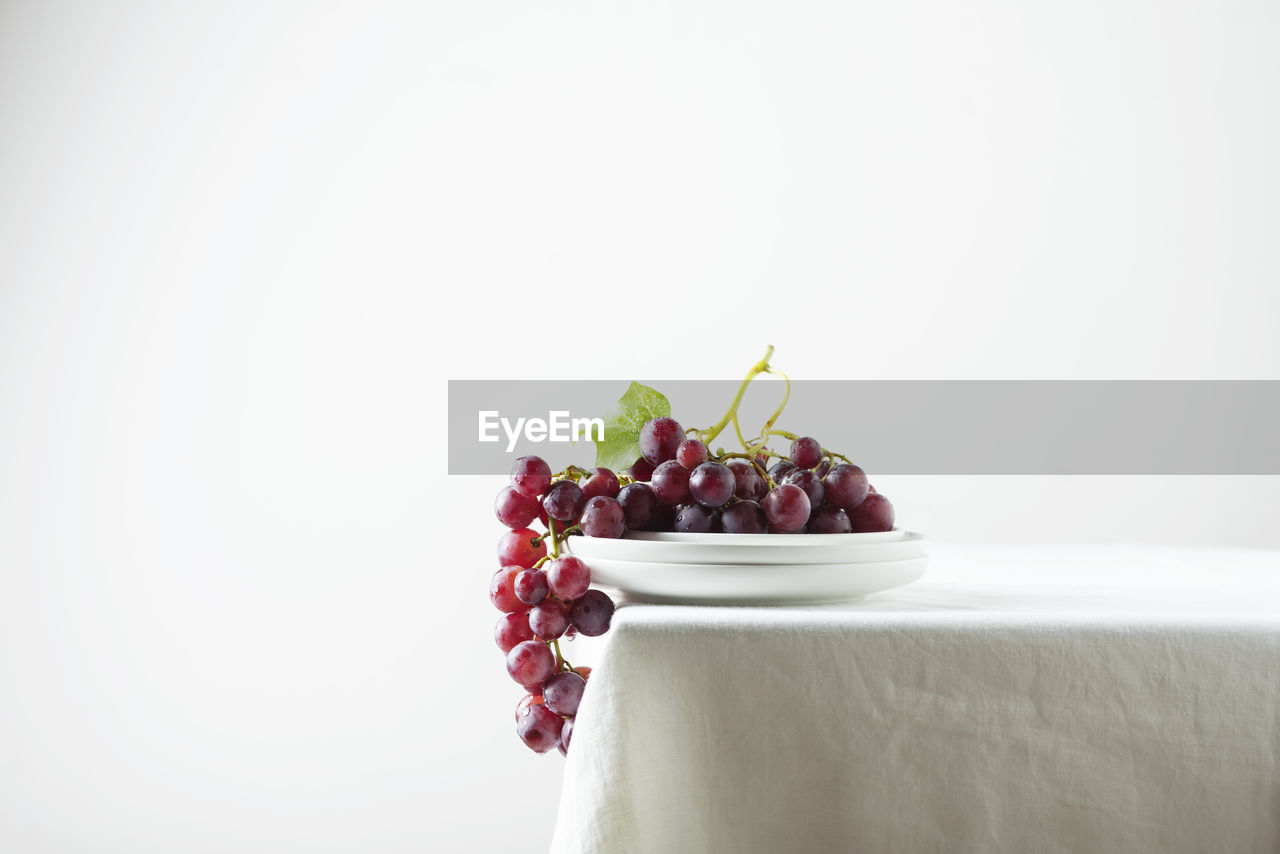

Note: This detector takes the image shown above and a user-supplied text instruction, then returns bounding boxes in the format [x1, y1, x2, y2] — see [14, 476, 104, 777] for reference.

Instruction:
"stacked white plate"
[563, 529, 928, 605]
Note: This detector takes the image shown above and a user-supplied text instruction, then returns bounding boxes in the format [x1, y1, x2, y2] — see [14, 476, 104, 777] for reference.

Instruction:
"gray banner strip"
[448, 380, 1280, 475]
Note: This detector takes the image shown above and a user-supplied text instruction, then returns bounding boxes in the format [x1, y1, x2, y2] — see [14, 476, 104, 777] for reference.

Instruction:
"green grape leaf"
[593, 382, 672, 470]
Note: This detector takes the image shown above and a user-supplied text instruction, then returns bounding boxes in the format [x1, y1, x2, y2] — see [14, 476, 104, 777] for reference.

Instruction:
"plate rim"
[595, 528, 916, 546]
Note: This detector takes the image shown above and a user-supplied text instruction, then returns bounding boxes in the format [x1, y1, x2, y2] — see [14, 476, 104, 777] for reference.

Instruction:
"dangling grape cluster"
[493, 454, 618, 755]
[490, 347, 898, 755]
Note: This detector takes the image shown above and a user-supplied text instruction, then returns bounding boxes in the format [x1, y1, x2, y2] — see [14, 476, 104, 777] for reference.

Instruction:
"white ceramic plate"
[565, 529, 927, 565]
[581, 554, 929, 605]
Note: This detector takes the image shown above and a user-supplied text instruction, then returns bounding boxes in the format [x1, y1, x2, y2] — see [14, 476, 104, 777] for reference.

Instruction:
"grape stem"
[547, 519, 560, 558]
[695, 346, 781, 446]
[551, 637, 571, 671]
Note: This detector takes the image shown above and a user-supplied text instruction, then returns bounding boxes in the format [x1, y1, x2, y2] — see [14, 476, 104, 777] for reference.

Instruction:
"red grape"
[494, 485, 539, 529]
[761, 483, 810, 533]
[495, 612, 536, 653]
[808, 504, 852, 533]
[511, 455, 552, 498]
[581, 468, 621, 500]
[689, 461, 735, 508]
[529, 600, 570, 639]
[543, 481, 586, 525]
[515, 692, 544, 721]
[721, 499, 767, 533]
[514, 568, 549, 605]
[490, 566, 528, 613]
[673, 503, 718, 532]
[651, 460, 692, 506]
[639, 417, 684, 466]
[823, 463, 870, 512]
[617, 482, 657, 528]
[676, 438, 709, 469]
[516, 702, 564, 754]
[570, 590, 615, 637]
[506, 640, 556, 689]
[543, 671, 587, 716]
[727, 459, 766, 502]
[768, 459, 797, 483]
[580, 496, 626, 538]
[545, 556, 591, 600]
[625, 457, 655, 482]
[790, 436, 823, 469]
[497, 528, 546, 568]
[783, 469, 825, 509]
[847, 492, 895, 532]
[560, 716, 574, 754]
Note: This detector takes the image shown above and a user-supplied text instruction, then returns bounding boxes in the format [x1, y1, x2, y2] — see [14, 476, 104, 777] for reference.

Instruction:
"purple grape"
[494, 612, 535, 653]
[814, 460, 832, 479]
[673, 503, 719, 533]
[546, 556, 591, 600]
[581, 468, 620, 500]
[514, 568, 549, 605]
[506, 640, 556, 688]
[543, 671, 587, 716]
[727, 460, 766, 502]
[761, 483, 810, 533]
[529, 599, 571, 639]
[651, 460, 692, 506]
[638, 417, 685, 466]
[543, 480, 586, 524]
[570, 589, 615, 637]
[721, 500, 767, 533]
[847, 492, 895, 532]
[783, 469, 825, 509]
[625, 457, 655, 482]
[808, 504, 852, 533]
[510, 455, 552, 498]
[768, 460, 797, 483]
[790, 436, 823, 469]
[688, 461, 735, 508]
[580, 495, 626, 538]
[494, 485, 539, 529]
[516, 702, 565, 754]
[823, 463, 870, 512]
[617, 482, 657, 528]
[676, 438, 709, 469]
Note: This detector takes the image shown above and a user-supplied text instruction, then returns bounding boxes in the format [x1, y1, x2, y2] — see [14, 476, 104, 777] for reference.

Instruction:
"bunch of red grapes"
[616, 417, 895, 535]
[492, 454, 615, 755]
[492, 416, 894, 755]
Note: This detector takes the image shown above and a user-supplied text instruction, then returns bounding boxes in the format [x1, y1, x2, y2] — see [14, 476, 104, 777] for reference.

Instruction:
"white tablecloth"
[550, 545, 1280, 853]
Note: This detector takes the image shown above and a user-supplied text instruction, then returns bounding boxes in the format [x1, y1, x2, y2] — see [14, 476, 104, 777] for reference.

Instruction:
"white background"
[2, 1, 1279, 851]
